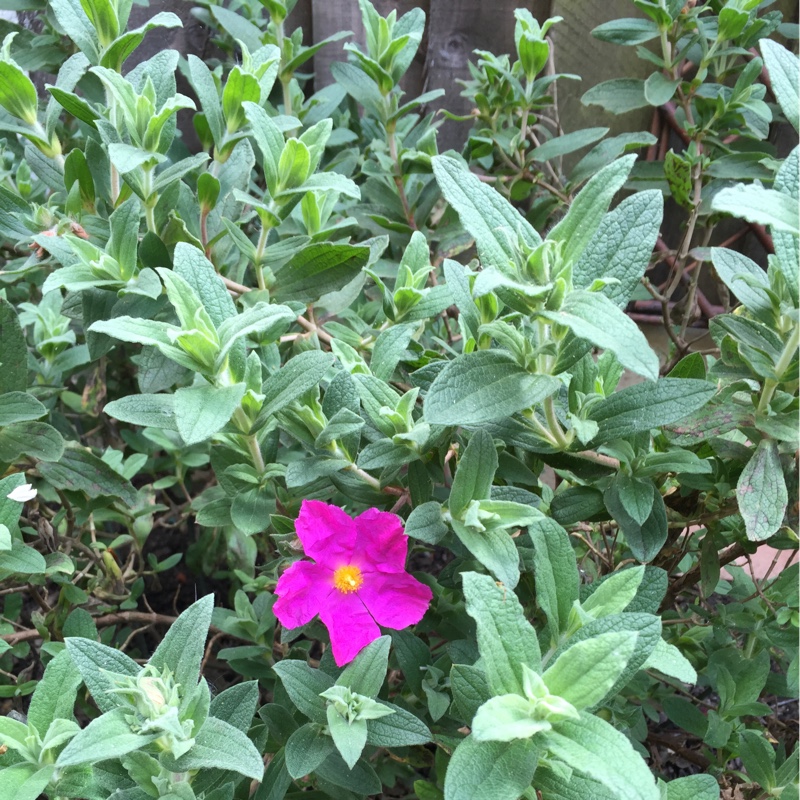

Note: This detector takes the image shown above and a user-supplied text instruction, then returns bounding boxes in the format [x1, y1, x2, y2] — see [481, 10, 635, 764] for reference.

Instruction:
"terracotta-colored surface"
[727, 547, 797, 580]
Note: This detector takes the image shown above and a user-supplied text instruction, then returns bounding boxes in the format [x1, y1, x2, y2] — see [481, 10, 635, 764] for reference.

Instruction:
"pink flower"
[272, 500, 433, 666]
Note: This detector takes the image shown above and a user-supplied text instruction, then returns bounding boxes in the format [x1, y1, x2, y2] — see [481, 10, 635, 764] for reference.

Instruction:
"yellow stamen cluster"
[333, 565, 363, 594]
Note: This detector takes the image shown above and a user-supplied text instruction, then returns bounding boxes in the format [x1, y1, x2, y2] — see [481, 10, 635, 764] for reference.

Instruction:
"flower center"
[333, 565, 363, 594]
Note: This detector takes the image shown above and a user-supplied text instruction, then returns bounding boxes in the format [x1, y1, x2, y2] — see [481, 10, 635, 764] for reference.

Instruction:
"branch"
[661, 541, 748, 610]
[0, 611, 227, 646]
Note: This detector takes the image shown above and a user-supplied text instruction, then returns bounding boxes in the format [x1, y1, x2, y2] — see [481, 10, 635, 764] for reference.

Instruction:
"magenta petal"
[273, 561, 333, 630]
[359, 571, 432, 629]
[295, 500, 356, 564]
[352, 507, 408, 573]
[319, 591, 380, 666]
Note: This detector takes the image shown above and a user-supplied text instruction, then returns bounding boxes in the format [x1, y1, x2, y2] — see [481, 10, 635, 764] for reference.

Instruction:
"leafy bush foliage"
[0, 0, 797, 798]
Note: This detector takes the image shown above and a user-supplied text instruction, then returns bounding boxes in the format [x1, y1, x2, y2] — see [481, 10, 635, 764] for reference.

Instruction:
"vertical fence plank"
[289, 0, 314, 47]
[312, 0, 363, 88]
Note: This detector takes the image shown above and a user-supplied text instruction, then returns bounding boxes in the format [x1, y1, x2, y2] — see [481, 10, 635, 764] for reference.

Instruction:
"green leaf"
[582, 79, 649, 114]
[282, 30, 351, 78]
[0, 714, 30, 754]
[272, 243, 370, 304]
[0, 422, 64, 463]
[583, 566, 645, 618]
[761, 38, 799, 132]
[149, 594, 212, 694]
[57, 707, 158, 767]
[643, 638, 697, 684]
[371, 323, 415, 381]
[174, 383, 246, 446]
[550, 486, 606, 526]
[189, 55, 224, 146]
[0, 51, 38, 124]
[530, 127, 609, 162]
[443, 736, 539, 800]
[0, 391, 46, 425]
[285, 456, 349, 488]
[256, 350, 334, 426]
[103, 394, 178, 431]
[450, 664, 492, 722]
[664, 774, 720, 800]
[592, 18, 660, 45]
[462, 572, 541, 694]
[553, 612, 661, 699]
[542, 711, 659, 800]
[284, 723, 334, 779]
[107, 197, 140, 278]
[535, 763, 617, 799]
[38, 444, 138, 506]
[65, 637, 140, 712]
[64, 148, 96, 208]
[208, 682, 259, 736]
[644, 72, 680, 105]
[664, 401, 752, 446]
[27, 649, 82, 737]
[173, 243, 246, 378]
[405, 501, 448, 544]
[450, 430, 497, 518]
[541, 290, 659, 381]
[330, 60, 385, 118]
[0, 765, 54, 800]
[587, 378, 715, 443]
[216, 302, 296, 362]
[549, 155, 635, 267]
[773, 147, 799, 304]
[738, 730, 776, 791]
[231, 485, 273, 534]
[543, 631, 638, 710]
[529, 518, 579, 639]
[314, 751, 382, 795]
[611, 477, 655, 527]
[164, 716, 264, 780]
[471, 694, 552, 741]
[100, 12, 182, 71]
[573, 190, 663, 307]
[736, 439, 788, 542]
[424, 350, 559, 426]
[277, 138, 310, 190]
[273, 660, 333, 725]
[365, 701, 431, 747]
[711, 184, 800, 235]
[0, 299, 27, 393]
[337, 636, 390, 697]
[255, 747, 292, 800]
[451, 519, 521, 590]
[326, 706, 367, 770]
[222, 66, 260, 133]
[710, 248, 770, 318]
[47, 86, 99, 127]
[108, 142, 162, 173]
[243, 101, 284, 193]
[0, 541, 46, 575]
[209, 4, 264, 52]
[604, 486, 667, 563]
[432, 154, 541, 272]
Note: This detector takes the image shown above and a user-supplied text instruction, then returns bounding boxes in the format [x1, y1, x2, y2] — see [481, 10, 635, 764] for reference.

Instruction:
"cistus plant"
[0, 0, 797, 797]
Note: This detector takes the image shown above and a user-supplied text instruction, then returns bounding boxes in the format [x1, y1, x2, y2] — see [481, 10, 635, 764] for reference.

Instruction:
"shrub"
[0, 0, 797, 798]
